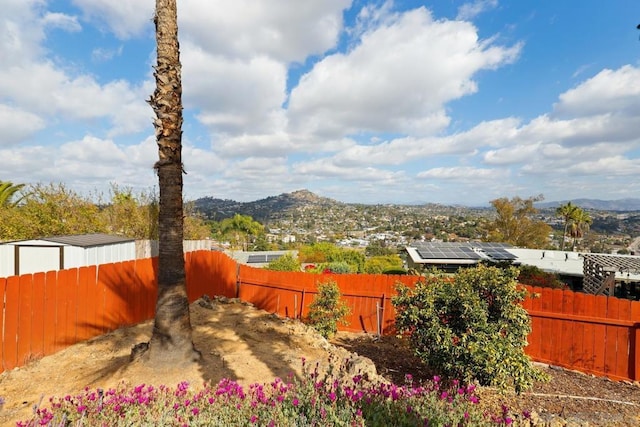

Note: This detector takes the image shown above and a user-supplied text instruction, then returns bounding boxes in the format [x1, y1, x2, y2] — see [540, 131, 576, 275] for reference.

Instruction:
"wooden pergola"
[582, 254, 640, 295]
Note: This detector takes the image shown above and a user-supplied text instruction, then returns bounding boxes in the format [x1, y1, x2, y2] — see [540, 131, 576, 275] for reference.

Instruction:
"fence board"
[592, 295, 608, 377]
[572, 292, 586, 370]
[615, 300, 632, 380]
[560, 291, 574, 368]
[76, 267, 89, 341]
[43, 271, 57, 356]
[539, 287, 553, 363]
[17, 274, 33, 366]
[30, 273, 46, 359]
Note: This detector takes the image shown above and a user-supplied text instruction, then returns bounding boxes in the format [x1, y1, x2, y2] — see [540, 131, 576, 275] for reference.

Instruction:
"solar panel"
[417, 247, 480, 260]
[247, 254, 268, 263]
[266, 254, 283, 262]
[484, 248, 516, 260]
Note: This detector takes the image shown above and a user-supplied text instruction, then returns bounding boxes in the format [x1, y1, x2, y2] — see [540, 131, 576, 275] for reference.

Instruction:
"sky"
[2, 0, 640, 206]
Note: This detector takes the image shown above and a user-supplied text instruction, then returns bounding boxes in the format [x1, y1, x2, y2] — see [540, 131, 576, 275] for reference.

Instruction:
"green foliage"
[365, 241, 396, 257]
[306, 280, 351, 338]
[485, 195, 551, 249]
[0, 181, 27, 207]
[392, 265, 548, 393]
[299, 243, 365, 272]
[364, 255, 403, 274]
[0, 183, 105, 240]
[101, 184, 159, 239]
[517, 265, 565, 289]
[322, 261, 355, 274]
[218, 214, 265, 250]
[264, 253, 301, 272]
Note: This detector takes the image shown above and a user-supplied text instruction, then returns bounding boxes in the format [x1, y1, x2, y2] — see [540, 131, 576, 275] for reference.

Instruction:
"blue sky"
[2, 0, 640, 206]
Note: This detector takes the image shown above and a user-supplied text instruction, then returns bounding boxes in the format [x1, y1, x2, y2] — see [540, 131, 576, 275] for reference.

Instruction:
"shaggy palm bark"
[133, 0, 200, 365]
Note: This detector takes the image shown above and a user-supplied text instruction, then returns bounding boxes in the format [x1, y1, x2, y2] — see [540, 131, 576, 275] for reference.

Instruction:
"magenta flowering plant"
[19, 358, 524, 426]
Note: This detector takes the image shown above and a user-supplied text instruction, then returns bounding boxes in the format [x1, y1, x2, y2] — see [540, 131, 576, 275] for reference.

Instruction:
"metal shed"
[0, 233, 135, 277]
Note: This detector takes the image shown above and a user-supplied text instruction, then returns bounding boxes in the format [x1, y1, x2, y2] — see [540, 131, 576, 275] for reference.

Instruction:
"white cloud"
[417, 166, 507, 181]
[288, 7, 521, 138]
[42, 12, 81, 32]
[456, 0, 499, 21]
[71, 0, 153, 39]
[554, 66, 640, 118]
[182, 44, 288, 136]
[179, 0, 350, 63]
[0, 104, 46, 145]
[91, 45, 123, 62]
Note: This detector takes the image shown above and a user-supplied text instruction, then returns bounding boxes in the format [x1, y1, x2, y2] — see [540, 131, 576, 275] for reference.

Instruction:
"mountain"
[193, 189, 343, 221]
[535, 198, 640, 211]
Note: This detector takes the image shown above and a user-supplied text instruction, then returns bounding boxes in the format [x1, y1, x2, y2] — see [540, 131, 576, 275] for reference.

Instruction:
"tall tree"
[555, 202, 578, 251]
[219, 214, 264, 250]
[485, 195, 551, 249]
[133, 0, 200, 365]
[570, 208, 592, 251]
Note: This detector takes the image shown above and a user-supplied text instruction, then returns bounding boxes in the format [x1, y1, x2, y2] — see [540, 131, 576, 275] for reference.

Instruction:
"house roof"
[39, 233, 134, 248]
[406, 241, 516, 265]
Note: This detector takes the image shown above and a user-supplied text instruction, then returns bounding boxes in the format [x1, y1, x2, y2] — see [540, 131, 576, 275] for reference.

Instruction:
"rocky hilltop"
[194, 189, 344, 222]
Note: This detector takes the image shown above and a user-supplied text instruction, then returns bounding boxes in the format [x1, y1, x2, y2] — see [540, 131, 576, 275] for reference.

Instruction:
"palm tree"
[133, 0, 200, 365]
[0, 181, 26, 207]
[555, 202, 578, 251]
[570, 208, 592, 251]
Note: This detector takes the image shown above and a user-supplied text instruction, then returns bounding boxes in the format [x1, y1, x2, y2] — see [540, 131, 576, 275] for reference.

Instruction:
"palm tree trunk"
[133, 0, 200, 365]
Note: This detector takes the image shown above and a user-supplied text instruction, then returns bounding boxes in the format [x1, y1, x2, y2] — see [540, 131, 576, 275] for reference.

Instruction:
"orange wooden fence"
[2, 250, 639, 382]
[521, 285, 640, 382]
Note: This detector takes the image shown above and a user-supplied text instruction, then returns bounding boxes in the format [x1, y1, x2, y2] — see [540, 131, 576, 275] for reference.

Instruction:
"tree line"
[0, 181, 210, 241]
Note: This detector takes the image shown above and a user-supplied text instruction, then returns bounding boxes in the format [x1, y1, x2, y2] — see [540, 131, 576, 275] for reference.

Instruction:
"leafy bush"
[20, 358, 523, 426]
[322, 261, 355, 274]
[264, 253, 301, 272]
[364, 254, 404, 274]
[392, 265, 548, 393]
[517, 265, 566, 289]
[306, 280, 351, 338]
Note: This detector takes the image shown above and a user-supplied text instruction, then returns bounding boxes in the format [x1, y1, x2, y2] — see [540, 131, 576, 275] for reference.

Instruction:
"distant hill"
[536, 198, 640, 211]
[193, 189, 343, 221]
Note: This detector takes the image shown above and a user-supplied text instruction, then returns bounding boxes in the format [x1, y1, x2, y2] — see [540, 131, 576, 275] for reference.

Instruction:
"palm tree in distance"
[570, 208, 592, 252]
[555, 202, 578, 251]
[132, 0, 200, 366]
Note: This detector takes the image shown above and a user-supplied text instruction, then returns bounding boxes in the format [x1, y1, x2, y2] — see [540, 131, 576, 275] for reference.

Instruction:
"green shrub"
[322, 261, 355, 274]
[392, 264, 547, 393]
[264, 253, 301, 271]
[306, 280, 351, 338]
[517, 265, 566, 289]
[364, 254, 404, 274]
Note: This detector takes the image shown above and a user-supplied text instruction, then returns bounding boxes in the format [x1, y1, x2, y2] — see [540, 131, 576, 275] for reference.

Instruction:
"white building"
[0, 233, 135, 277]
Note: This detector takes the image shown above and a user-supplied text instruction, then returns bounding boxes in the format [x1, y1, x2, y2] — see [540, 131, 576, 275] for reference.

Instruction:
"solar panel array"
[416, 245, 480, 260]
[246, 254, 284, 263]
[412, 242, 516, 261]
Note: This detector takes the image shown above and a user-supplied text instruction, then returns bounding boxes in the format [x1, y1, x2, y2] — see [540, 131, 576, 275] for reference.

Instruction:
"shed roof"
[40, 233, 134, 248]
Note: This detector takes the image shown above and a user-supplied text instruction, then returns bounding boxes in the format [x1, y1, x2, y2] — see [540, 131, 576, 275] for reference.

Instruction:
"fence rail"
[1, 250, 639, 382]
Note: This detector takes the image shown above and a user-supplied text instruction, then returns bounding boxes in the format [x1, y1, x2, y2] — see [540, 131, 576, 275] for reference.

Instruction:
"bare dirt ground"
[1, 297, 639, 426]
